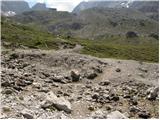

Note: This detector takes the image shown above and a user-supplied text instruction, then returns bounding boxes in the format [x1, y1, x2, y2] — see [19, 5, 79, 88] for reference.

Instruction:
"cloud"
[44, 0, 83, 12]
[22, 0, 84, 11]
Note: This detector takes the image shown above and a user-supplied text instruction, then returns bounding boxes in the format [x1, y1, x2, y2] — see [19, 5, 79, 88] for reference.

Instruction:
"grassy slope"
[1, 17, 70, 49]
[67, 36, 159, 62]
[1, 17, 159, 62]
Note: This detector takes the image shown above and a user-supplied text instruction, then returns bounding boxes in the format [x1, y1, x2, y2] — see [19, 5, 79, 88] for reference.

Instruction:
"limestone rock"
[107, 111, 128, 119]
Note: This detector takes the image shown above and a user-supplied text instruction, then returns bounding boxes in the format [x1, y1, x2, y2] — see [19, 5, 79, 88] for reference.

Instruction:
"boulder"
[70, 69, 80, 82]
[147, 87, 159, 100]
[107, 111, 128, 119]
[41, 91, 72, 113]
[85, 70, 97, 79]
[21, 110, 34, 119]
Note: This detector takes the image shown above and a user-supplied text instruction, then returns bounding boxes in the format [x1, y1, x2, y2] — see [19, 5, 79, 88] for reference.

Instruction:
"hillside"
[72, 0, 159, 21]
[12, 7, 158, 40]
[32, 3, 48, 11]
[1, 0, 30, 14]
[1, 17, 158, 62]
[72, 1, 127, 13]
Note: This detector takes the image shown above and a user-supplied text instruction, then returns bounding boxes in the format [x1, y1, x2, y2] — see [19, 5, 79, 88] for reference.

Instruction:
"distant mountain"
[129, 1, 159, 21]
[32, 3, 48, 11]
[12, 7, 158, 39]
[1, 0, 30, 14]
[1, 1, 50, 15]
[72, 0, 159, 21]
[72, 1, 128, 13]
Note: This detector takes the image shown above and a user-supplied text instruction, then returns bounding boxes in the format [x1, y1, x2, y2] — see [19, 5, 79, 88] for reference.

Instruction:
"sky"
[25, 0, 88, 12]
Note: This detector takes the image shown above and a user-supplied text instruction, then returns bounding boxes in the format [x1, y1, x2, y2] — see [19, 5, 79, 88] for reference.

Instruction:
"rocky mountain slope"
[1, 48, 159, 119]
[1, 0, 52, 15]
[32, 3, 48, 11]
[1, 0, 30, 14]
[12, 7, 158, 39]
[72, 1, 128, 13]
[72, 0, 159, 21]
[2, 0, 158, 21]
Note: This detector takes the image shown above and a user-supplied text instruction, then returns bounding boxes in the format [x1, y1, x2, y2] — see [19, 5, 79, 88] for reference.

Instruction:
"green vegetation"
[1, 17, 71, 49]
[1, 17, 158, 62]
[67, 37, 159, 62]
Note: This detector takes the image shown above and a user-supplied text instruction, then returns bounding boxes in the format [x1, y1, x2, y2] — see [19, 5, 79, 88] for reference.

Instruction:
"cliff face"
[72, 1, 127, 13]
[72, 0, 159, 20]
[32, 3, 48, 11]
[1, 1, 49, 15]
[1, 1, 30, 14]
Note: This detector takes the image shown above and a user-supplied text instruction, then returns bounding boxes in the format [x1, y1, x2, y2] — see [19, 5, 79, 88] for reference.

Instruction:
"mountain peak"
[32, 3, 48, 11]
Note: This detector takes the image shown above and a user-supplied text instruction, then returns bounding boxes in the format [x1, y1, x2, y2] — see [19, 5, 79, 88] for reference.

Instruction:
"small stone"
[139, 67, 148, 73]
[99, 80, 110, 86]
[105, 105, 112, 110]
[32, 82, 41, 89]
[138, 73, 145, 78]
[10, 53, 19, 59]
[91, 109, 108, 119]
[138, 111, 150, 119]
[4, 89, 13, 94]
[130, 96, 138, 105]
[88, 105, 95, 111]
[92, 93, 99, 100]
[52, 83, 59, 87]
[2, 106, 11, 112]
[13, 85, 23, 91]
[44, 79, 53, 83]
[111, 96, 119, 101]
[1, 81, 11, 87]
[129, 106, 140, 113]
[115, 68, 121, 72]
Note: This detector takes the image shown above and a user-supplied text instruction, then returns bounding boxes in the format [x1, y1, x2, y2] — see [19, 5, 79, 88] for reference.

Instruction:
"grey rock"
[70, 69, 80, 82]
[107, 111, 128, 119]
[130, 96, 138, 105]
[99, 80, 110, 86]
[147, 87, 159, 100]
[139, 67, 148, 73]
[21, 110, 34, 119]
[105, 105, 113, 111]
[85, 70, 97, 79]
[129, 106, 140, 113]
[3, 89, 13, 94]
[92, 93, 99, 100]
[115, 68, 121, 72]
[138, 111, 150, 119]
[1, 81, 11, 87]
[41, 91, 72, 113]
[91, 109, 108, 119]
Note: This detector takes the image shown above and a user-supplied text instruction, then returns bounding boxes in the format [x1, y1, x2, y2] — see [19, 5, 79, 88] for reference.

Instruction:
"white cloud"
[44, 0, 84, 12]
